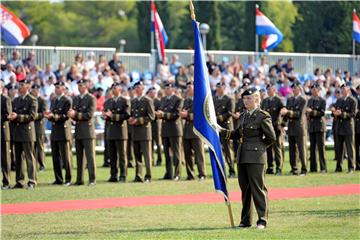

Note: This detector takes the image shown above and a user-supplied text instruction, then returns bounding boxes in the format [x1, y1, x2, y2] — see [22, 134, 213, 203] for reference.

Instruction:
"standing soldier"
[128, 81, 155, 182]
[355, 85, 360, 170]
[180, 82, 206, 180]
[331, 89, 342, 163]
[68, 79, 96, 186]
[332, 83, 356, 173]
[214, 82, 235, 177]
[260, 84, 284, 175]
[44, 82, 72, 186]
[1, 82, 12, 189]
[232, 88, 246, 159]
[102, 89, 113, 167]
[156, 83, 183, 181]
[127, 86, 136, 168]
[30, 84, 47, 171]
[280, 82, 307, 176]
[306, 83, 327, 173]
[103, 83, 130, 182]
[5, 84, 17, 171]
[9, 79, 37, 189]
[146, 87, 163, 166]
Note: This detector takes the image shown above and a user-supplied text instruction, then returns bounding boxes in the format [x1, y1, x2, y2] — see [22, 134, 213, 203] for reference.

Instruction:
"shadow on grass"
[274, 209, 360, 218]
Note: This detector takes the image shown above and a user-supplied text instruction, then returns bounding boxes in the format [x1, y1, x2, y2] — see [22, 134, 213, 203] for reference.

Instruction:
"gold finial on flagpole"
[189, 0, 196, 20]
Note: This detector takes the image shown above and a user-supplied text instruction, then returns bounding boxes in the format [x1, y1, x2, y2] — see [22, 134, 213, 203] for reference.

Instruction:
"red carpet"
[1, 184, 359, 215]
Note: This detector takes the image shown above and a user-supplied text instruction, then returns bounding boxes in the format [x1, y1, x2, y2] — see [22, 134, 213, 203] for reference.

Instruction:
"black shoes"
[13, 183, 24, 189]
[238, 223, 251, 228]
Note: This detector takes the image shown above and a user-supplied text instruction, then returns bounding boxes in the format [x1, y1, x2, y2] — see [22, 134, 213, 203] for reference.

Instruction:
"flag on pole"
[255, 6, 283, 51]
[0, 4, 30, 45]
[151, 1, 168, 62]
[192, 20, 229, 202]
[353, 9, 360, 43]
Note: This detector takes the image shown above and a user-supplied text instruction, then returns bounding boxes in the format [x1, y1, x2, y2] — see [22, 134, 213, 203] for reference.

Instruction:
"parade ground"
[1, 151, 359, 240]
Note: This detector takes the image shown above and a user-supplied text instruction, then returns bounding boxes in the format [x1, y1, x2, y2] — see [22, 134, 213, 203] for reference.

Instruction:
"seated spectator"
[175, 65, 188, 90]
[98, 54, 108, 72]
[7, 50, 23, 68]
[0, 52, 6, 71]
[244, 55, 258, 77]
[258, 56, 269, 75]
[102, 68, 114, 90]
[43, 76, 55, 101]
[22, 50, 36, 72]
[242, 67, 255, 83]
[41, 63, 56, 82]
[170, 54, 181, 76]
[1, 64, 15, 85]
[54, 62, 66, 80]
[279, 77, 293, 98]
[85, 52, 96, 70]
[303, 80, 312, 96]
[15, 65, 26, 82]
[94, 87, 105, 111]
[66, 64, 78, 82]
[282, 58, 294, 74]
[206, 54, 217, 75]
[74, 53, 85, 72]
[230, 56, 244, 80]
[219, 57, 229, 73]
[269, 58, 283, 74]
[158, 57, 171, 81]
[108, 53, 122, 72]
[27, 65, 40, 82]
[209, 66, 222, 91]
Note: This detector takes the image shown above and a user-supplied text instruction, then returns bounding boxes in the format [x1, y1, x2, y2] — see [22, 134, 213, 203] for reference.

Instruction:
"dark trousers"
[1, 141, 11, 186]
[288, 135, 307, 173]
[220, 136, 235, 175]
[133, 140, 152, 180]
[183, 138, 206, 179]
[35, 135, 45, 169]
[152, 132, 162, 165]
[336, 134, 355, 171]
[266, 131, 283, 172]
[109, 139, 127, 179]
[355, 133, 360, 170]
[127, 136, 134, 166]
[238, 163, 268, 225]
[163, 136, 181, 179]
[333, 129, 339, 161]
[103, 139, 110, 165]
[14, 141, 36, 186]
[309, 132, 327, 172]
[51, 140, 72, 183]
[75, 139, 96, 183]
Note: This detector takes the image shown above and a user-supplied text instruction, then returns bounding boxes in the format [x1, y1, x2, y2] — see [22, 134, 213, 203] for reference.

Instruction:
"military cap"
[18, 79, 31, 84]
[110, 82, 121, 89]
[31, 84, 41, 89]
[127, 86, 133, 91]
[146, 86, 156, 94]
[310, 83, 321, 89]
[96, 87, 104, 92]
[54, 81, 66, 87]
[234, 87, 242, 94]
[340, 82, 351, 88]
[164, 82, 175, 88]
[241, 82, 250, 88]
[5, 84, 18, 90]
[216, 82, 226, 87]
[266, 83, 274, 89]
[291, 82, 301, 88]
[133, 81, 143, 89]
[241, 87, 258, 98]
[77, 79, 88, 85]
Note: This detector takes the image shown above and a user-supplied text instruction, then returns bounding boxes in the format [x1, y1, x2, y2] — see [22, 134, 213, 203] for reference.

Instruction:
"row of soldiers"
[1, 78, 359, 189]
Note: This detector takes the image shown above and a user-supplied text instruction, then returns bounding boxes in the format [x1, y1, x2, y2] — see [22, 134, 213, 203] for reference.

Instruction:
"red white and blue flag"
[151, 1, 168, 62]
[0, 4, 30, 45]
[353, 9, 360, 43]
[255, 6, 283, 51]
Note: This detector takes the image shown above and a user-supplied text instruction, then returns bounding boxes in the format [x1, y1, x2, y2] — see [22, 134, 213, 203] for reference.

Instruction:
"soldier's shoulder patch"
[259, 109, 271, 118]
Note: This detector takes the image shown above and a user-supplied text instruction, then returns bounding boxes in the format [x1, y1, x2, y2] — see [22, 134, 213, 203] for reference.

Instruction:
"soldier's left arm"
[111, 98, 131, 122]
[217, 97, 234, 122]
[75, 96, 95, 121]
[162, 97, 183, 120]
[1, 97, 12, 122]
[35, 98, 47, 120]
[260, 113, 276, 148]
[340, 98, 357, 119]
[287, 98, 306, 119]
[311, 99, 326, 117]
[17, 96, 37, 123]
[137, 98, 155, 125]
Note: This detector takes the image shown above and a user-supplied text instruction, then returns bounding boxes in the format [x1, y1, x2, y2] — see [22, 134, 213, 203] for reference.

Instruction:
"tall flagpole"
[189, 0, 235, 228]
[151, 1, 156, 73]
[353, 9, 356, 74]
[255, 4, 259, 62]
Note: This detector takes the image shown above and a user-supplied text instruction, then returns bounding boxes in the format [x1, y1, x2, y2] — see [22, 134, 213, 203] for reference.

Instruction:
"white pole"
[353, 39, 356, 74]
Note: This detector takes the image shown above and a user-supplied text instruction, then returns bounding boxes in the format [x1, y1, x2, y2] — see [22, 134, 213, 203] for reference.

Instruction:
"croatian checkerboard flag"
[151, 1, 168, 63]
[0, 4, 30, 45]
[255, 5, 283, 51]
[353, 9, 360, 43]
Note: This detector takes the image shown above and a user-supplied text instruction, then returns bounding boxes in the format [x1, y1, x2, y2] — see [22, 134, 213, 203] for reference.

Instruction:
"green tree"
[293, 1, 356, 54]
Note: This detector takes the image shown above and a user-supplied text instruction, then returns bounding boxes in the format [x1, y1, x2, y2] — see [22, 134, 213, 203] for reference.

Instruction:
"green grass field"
[1, 150, 360, 240]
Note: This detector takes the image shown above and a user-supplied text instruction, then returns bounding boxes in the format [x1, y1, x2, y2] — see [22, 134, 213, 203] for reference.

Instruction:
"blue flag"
[192, 20, 229, 202]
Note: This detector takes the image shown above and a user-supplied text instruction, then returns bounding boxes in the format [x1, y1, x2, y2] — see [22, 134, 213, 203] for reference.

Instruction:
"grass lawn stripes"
[2, 184, 359, 215]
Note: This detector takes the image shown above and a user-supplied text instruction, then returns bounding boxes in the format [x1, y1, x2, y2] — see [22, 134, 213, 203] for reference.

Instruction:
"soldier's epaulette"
[259, 109, 271, 118]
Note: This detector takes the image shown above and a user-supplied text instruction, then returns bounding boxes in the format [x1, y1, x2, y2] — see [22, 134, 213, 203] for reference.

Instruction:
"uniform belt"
[243, 137, 263, 142]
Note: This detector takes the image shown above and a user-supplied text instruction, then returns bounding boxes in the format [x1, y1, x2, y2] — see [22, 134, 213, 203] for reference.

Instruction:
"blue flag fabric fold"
[192, 20, 229, 202]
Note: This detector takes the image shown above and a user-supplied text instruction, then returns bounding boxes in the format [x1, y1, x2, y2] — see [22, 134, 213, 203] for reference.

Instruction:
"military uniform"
[105, 95, 130, 182]
[49, 94, 73, 184]
[233, 98, 246, 157]
[222, 93, 276, 228]
[355, 94, 360, 170]
[283, 94, 307, 174]
[12, 93, 38, 187]
[260, 94, 284, 174]
[1, 94, 12, 187]
[102, 98, 112, 167]
[33, 94, 47, 170]
[182, 97, 206, 180]
[334, 95, 356, 172]
[130, 95, 155, 182]
[214, 94, 235, 176]
[72, 92, 96, 185]
[127, 92, 135, 168]
[152, 97, 162, 166]
[307, 95, 327, 172]
[159, 94, 183, 180]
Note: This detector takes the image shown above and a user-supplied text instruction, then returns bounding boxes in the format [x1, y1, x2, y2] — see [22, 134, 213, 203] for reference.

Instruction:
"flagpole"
[151, 1, 156, 73]
[189, 0, 235, 228]
[255, 4, 259, 62]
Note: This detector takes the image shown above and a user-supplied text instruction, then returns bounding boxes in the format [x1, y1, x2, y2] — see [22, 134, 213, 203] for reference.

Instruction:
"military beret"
[216, 82, 226, 87]
[340, 82, 351, 88]
[111, 82, 121, 89]
[266, 83, 274, 89]
[31, 84, 41, 89]
[133, 81, 143, 88]
[77, 79, 88, 85]
[310, 83, 321, 89]
[241, 87, 258, 98]
[54, 81, 66, 87]
[234, 87, 242, 94]
[18, 79, 31, 84]
[146, 86, 156, 94]
[291, 82, 301, 88]
[127, 86, 133, 91]
[96, 87, 104, 92]
[164, 82, 175, 88]
[5, 84, 18, 90]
